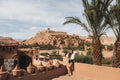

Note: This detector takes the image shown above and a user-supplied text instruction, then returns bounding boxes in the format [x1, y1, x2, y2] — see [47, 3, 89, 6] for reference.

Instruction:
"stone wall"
[0, 59, 67, 80]
[9, 66, 67, 80]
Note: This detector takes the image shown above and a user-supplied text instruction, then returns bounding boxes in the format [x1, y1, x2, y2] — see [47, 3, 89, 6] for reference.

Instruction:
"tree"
[108, 0, 120, 67]
[63, 0, 112, 65]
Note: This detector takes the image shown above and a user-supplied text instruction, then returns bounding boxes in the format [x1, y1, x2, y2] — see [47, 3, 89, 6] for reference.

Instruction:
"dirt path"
[53, 63, 120, 80]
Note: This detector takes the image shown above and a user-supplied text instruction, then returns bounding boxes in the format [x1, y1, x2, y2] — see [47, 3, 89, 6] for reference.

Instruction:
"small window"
[36, 55, 38, 60]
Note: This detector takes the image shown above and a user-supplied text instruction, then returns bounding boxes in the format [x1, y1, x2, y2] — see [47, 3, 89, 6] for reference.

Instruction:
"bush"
[50, 55, 63, 61]
[62, 49, 69, 56]
[75, 53, 92, 64]
[77, 45, 84, 51]
[85, 42, 91, 47]
[40, 52, 63, 61]
[63, 46, 77, 50]
[102, 58, 111, 65]
[107, 44, 113, 51]
[19, 43, 57, 50]
[86, 50, 91, 55]
[102, 45, 105, 49]
[39, 44, 57, 50]
[51, 50, 57, 55]
[40, 52, 49, 57]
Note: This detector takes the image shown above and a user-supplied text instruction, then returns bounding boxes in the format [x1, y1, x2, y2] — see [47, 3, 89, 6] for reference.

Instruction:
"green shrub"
[75, 53, 92, 64]
[77, 45, 84, 51]
[51, 50, 57, 55]
[40, 52, 49, 57]
[102, 45, 105, 49]
[39, 44, 57, 50]
[63, 49, 69, 56]
[50, 55, 63, 61]
[40, 52, 63, 61]
[107, 44, 113, 51]
[102, 58, 111, 65]
[75, 53, 84, 62]
[86, 50, 91, 55]
[19, 43, 57, 50]
[85, 42, 91, 47]
[63, 46, 77, 50]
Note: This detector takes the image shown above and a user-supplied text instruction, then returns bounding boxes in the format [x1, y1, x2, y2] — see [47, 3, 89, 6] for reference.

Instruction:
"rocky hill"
[0, 36, 18, 45]
[21, 29, 84, 48]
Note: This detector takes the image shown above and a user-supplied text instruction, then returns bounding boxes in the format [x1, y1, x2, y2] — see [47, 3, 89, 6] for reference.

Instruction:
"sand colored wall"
[8, 66, 67, 80]
[74, 63, 120, 80]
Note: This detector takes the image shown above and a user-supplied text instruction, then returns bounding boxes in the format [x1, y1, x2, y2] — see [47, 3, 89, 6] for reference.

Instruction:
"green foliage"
[40, 52, 49, 57]
[102, 58, 111, 65]
[75, 53, 92, 64]
[63, 46, 77, 50]
[51, 50, 57, 55]
[85, 42, 91, 47]
[63, 0, 112, 65]
[86, 50, 91, 55]
[19, 44, 32, 48]
[19, 43, 57, 50]
[39, 44, 57, 50]
[40, 52, 63, 61]
[50, 55, 63, 61]
[77, 45, 84, 51]
[102, 45, 105, 49]
[62, 49, 69, 56]
[107, 44, 113, 51]
[63, 43, 85, 51]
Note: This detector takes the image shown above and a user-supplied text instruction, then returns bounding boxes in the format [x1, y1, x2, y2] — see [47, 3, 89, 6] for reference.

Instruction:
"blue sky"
[0, 0, 115, 39]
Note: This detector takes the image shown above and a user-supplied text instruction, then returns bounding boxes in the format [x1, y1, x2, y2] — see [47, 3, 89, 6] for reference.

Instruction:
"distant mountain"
[21, 29, 84, 48]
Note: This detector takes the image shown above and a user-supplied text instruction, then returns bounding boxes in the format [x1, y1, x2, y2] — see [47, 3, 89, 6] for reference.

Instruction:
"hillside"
[21, 29, 116, 49]
[21, 29, 84, 48]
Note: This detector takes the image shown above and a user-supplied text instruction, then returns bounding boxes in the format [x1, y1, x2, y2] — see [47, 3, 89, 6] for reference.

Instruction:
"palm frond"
[63, 17, 91, 34]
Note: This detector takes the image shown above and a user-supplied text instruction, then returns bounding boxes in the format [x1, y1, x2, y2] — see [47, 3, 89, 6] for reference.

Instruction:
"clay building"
[0, 36, 32, 71]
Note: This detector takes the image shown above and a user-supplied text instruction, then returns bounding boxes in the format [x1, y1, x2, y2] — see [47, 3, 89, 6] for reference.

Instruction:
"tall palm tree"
[108, 0, 120, 68]
[63, 0, 112, 65]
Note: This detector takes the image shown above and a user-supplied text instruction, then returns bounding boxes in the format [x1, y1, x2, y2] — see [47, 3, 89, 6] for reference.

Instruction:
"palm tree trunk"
[112, 40, 120, 68]
[91, 36, 102, 65]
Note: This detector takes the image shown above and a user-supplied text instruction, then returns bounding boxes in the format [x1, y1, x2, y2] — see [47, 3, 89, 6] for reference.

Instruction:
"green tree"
[108, 0, 120, 67]
[63, 0, 112, 65]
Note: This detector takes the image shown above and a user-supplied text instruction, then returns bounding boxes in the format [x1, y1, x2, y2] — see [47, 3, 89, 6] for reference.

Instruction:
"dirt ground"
[53, 63, 120, 80]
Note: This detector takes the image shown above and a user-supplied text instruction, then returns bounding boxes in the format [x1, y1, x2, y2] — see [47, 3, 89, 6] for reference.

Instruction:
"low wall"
[8, 66, 67, 80]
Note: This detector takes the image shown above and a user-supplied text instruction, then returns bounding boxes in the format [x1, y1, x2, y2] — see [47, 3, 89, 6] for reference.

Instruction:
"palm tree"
[108, 0, 120, 68]
[63, 0, 112, 65]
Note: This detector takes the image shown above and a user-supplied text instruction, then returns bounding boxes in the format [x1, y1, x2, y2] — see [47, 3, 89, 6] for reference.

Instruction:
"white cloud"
[0, 0, 83, 25]
[0, 0, 115, 39]
[30, 26, 38, 30]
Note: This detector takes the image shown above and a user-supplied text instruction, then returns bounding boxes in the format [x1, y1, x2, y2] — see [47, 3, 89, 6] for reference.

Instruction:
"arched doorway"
[18, 55, 31, 69]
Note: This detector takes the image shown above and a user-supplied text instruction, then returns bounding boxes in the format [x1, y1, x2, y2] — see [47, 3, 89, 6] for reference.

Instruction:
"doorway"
[18, 55, 31, 69]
